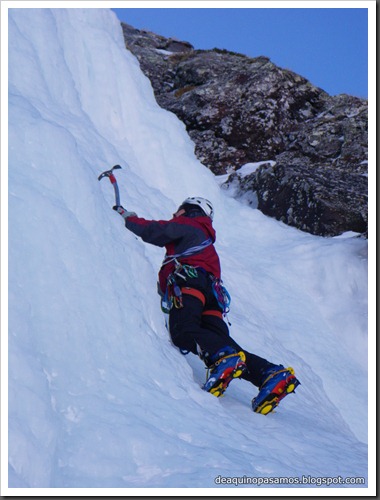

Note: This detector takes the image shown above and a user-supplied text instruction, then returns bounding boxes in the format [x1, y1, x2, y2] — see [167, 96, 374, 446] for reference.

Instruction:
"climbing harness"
[160, 259, 199, 313]
[159, 238, 232, 319]
[160, 237, 211, 313]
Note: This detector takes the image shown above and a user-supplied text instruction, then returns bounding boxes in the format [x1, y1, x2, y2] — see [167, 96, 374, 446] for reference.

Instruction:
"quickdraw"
[210, 276, 231, 315]
[173, 259, 198, 280]
[167, 276, 183, 309]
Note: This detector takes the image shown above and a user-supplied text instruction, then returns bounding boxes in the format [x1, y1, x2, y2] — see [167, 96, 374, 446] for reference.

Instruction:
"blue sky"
[112, 6, 368, 98]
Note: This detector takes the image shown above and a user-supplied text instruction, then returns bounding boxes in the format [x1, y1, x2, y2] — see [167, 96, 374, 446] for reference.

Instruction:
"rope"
[161, 237, 213, 267]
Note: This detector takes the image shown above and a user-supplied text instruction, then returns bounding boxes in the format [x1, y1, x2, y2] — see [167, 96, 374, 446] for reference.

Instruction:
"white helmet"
[180, 197, 214, 220]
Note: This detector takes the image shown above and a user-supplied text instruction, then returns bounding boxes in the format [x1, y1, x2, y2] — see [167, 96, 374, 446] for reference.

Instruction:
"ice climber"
[113, 197, 300, 414]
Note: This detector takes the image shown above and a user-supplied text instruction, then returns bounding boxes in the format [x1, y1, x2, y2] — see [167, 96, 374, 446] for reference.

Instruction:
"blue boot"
[251, 365, 300, 414]
[203, 347, 247, 397]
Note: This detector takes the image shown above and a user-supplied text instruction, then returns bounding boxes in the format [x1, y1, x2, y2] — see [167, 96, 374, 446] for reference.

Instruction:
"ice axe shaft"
[98, 165, 122, 206]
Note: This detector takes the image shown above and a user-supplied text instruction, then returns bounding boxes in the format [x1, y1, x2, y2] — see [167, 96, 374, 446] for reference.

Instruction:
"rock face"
[121, 22, 368, 237]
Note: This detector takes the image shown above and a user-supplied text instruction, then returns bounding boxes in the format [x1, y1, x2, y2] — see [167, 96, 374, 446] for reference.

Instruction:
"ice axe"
[98, 164, 122, 206]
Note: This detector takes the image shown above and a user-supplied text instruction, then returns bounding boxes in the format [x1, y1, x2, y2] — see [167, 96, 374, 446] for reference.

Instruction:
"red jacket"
[124, 214, 221, 293]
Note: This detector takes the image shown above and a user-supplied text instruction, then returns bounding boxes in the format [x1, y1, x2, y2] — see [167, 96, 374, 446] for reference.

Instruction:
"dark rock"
[224, 162, 367, 236]
[120, 22, 368, 237]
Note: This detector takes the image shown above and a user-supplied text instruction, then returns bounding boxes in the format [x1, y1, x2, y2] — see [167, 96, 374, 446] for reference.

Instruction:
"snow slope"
[5, 7, 371, 493]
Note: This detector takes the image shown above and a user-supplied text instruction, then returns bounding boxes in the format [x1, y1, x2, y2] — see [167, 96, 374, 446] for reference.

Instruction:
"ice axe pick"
[98, 164, 122, 206]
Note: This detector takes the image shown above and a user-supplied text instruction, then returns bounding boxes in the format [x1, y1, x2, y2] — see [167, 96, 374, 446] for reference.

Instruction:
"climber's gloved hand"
[113, 205, 137, 219]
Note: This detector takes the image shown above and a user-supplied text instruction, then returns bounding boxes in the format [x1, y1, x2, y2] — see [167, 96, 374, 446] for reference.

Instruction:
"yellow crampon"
[260, 366, 295, 388]
[205, 351, 246, 397]
[252, 366, 300, 415]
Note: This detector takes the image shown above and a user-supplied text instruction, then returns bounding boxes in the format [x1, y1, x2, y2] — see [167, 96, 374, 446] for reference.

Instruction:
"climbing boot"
[203, 347, 247, 397]
[252, 365, 300, 415]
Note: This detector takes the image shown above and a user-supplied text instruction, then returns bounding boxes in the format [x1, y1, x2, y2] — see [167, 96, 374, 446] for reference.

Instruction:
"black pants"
[168, 271, 274, 388]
